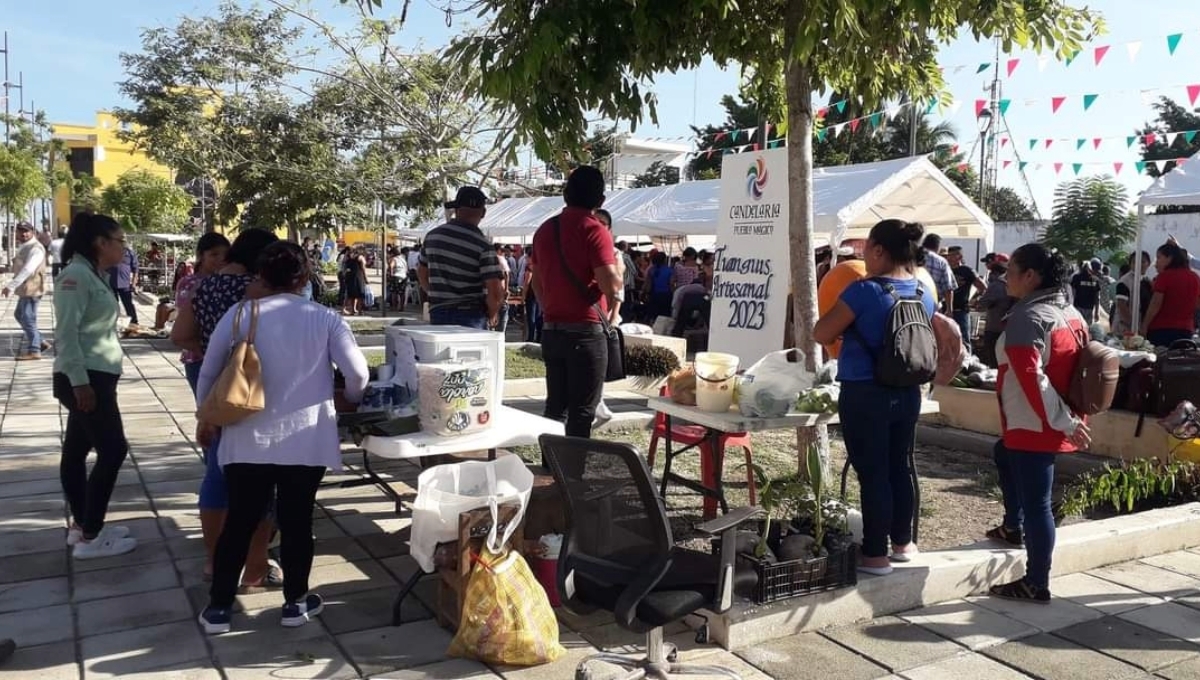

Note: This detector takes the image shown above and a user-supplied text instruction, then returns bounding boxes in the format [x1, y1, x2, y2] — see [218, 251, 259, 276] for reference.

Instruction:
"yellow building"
[49, 111, 175, 229]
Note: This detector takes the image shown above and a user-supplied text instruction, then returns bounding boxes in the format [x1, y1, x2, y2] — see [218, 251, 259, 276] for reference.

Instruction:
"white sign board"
[707, 148, 790, 368]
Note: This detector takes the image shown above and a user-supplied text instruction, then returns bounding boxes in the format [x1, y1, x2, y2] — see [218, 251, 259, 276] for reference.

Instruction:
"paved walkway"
[7, 290, 1200, 679]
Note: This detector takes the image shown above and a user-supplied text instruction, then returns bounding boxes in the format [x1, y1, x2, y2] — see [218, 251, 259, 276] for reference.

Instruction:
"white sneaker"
[73, 535, 137, 560]
[67, 524, 130, 547]
[593, 400, 614, 429]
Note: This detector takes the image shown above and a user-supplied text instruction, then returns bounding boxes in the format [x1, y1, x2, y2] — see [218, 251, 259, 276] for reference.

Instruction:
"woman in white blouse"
[195, 241, 368, 635]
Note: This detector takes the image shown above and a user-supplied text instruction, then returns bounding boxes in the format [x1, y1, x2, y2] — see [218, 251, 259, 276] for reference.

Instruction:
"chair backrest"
[538, 434, 673, 608]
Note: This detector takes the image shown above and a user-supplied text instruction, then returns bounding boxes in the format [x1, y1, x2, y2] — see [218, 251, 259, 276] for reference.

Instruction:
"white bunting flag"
[1154, 160, 1168, 174]
[1037, 54, 1052, 72]
[1126, 41, 1143, 63]
[1167, 132, 1180, 147]
[948, 99, 963, 116]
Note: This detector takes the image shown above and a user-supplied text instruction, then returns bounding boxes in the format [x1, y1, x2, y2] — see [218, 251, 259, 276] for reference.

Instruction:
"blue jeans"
[839, 381, 921, 558]
[952, 310, 972, 353]
[525, 298, 543, 343]
[993, 442, 1056, 588]
[184, 361, 202, 395]
[429, 306, 488, 329]
[14, 296, 42, 355]
[199, 431, 228, 510]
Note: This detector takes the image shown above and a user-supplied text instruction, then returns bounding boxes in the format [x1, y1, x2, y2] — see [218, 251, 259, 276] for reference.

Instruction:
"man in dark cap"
[2, 222, 49, 360]
[417, 186, 506, 329]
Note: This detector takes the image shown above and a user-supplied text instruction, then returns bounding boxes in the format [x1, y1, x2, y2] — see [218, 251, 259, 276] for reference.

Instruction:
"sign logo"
[745, 157, 769, 201]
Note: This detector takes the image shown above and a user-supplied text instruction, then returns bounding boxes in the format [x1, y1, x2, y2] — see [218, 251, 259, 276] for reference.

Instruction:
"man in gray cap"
[417, 186, 506, 329]
[2, 222, 49, 360]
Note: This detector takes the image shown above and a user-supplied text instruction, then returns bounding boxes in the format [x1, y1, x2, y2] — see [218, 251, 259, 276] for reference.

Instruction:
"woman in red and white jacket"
[989, 243, 1091, 604]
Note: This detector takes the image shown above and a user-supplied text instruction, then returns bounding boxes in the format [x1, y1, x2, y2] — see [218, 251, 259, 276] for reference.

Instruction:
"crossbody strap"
[551, 216, 614, 334]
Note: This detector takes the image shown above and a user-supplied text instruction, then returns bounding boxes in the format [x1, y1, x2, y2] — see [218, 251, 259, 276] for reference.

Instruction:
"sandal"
[988, 578, 1050, 604]
[239, 564, 284, 593]
[986, 525, 1024, 547]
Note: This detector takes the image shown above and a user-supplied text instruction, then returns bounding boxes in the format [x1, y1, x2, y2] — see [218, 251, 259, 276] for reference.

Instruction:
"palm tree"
[885, 112, 958, 158]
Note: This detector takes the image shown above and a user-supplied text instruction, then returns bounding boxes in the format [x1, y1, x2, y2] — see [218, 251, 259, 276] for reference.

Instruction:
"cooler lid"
[390, 325, 503, 342]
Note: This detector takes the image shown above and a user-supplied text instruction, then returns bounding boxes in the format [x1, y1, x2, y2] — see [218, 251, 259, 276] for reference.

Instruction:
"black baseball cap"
[14, 221, 33, 232]
[446, 186, 488, 210]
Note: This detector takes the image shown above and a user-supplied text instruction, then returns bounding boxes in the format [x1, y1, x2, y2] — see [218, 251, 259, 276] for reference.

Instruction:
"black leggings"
[115, 288, 139, 324]
[54, 371, 129, 538]
[210, 463, 326, 608]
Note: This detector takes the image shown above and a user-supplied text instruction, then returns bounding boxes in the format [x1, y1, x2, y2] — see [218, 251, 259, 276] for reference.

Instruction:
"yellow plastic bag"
[447, 548, 565, 666]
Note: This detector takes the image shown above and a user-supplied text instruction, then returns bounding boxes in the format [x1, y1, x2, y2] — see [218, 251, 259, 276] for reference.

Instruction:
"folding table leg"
[392, 569, 433, 626]
[660, 415, 674, 500]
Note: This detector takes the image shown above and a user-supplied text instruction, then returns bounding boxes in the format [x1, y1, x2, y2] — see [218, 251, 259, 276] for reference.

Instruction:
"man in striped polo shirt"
[417, 186, 507, 329]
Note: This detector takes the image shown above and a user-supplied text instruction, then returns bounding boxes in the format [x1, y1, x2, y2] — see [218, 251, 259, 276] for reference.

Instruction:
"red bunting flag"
[1054, 162, 1064, 175]
[1051, 96, 1067, 113]
[1003, 160, 1012, 169]
[1000, 137, 1009, 148]
[975, 99, 987, 117]
[1145, 132, 1157, 145]
[849, 119, 861, 133]
[817, 108, 828, 118]
[1045, 139, 1054, 149]
[1007, 58, 1020, 77]
[951, 144, 960, 155]
[1114, 162, 1124, 175]
[715, 132, 728, 143]
[1094, 45, 1110, 66]
[1188, 85, 1200, 107]
[1093, 138, 1103, 150]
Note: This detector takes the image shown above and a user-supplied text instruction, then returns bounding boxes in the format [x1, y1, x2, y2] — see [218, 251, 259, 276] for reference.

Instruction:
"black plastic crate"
[737, 542, 859, 604]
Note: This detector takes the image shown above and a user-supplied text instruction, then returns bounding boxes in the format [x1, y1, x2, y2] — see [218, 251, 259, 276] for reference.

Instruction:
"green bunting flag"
[1029, 139, 1038, 151]
[1019, 161, 1029, 172]
[1083, 94, 1098, 110]
[1073, 163, 1083, 176]
[1168, 33, 1183, 55]
[869, 112, 883, 128]
[1135, 161, 1147, 173]
[1076, 139, 1087, 150]
[999, 99, 1011, 115]
[1127, 136, 1138, 148]
[977, 62, 991, 73]
[1187, 131, 1198, 144]
[817, 129, 828, 142]
[1065, 49, 1081, 66]
[835, 100, 847, 114]
[730, 129, 740, 142]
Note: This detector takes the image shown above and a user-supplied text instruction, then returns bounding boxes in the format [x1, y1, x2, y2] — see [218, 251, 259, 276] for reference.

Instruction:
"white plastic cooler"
[385, 325, 506, 410]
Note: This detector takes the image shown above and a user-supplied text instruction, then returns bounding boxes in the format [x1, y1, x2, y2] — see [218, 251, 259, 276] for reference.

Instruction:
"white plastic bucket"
[694, 352, 740, 412]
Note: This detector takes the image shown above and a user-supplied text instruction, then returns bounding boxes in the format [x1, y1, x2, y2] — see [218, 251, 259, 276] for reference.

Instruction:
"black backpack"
[852, 279, 938, 387]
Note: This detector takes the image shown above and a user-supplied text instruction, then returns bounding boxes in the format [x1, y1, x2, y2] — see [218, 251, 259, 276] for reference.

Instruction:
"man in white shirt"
[49, 228, 66, 277]
[2, 223, 49, 360]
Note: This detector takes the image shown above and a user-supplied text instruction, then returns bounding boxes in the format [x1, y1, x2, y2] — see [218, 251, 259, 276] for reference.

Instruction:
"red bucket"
[529, 556, 561, 606]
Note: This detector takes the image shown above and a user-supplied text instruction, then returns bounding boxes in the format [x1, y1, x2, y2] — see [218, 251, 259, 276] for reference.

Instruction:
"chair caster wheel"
[575, 668, 593, 680]
[667, 648, 679, 663]
[695, 624, 710, 644]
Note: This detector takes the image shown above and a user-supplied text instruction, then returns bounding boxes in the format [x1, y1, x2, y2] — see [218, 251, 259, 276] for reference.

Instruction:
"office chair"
[539, 434, 762, 680]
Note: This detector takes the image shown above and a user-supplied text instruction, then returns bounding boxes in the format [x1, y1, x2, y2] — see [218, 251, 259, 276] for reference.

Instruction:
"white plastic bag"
[409, 455, 534, 573]
[737, 349, 814, 418]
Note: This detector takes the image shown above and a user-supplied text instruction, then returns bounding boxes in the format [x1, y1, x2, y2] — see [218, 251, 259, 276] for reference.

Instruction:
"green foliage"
[0, 146, 49, 220]
[623, 345, 682, 377]
[1043, 175, 1137, 263]
[988, 187, 1037, 222]
[630, 161, 681, 188]
[1060, 458, 1200, 518]
[99, 169, 194, 233]
[749, 450, 848, 558]
[1139, 97, 1200, 214]
[70, 174, 103, 214]
[0, 112, 65, 217]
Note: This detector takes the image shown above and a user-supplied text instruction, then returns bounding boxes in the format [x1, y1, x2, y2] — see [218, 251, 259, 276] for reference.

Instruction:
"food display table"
[646, 397, 941, 527]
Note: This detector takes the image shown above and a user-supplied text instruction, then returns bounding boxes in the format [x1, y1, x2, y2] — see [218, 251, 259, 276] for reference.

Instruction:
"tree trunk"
[785, 54, 830, 478]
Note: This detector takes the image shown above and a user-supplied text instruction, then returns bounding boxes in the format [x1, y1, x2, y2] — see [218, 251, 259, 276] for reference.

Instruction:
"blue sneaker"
[198, 606, 232, 635]
[281, 593, 324, 628]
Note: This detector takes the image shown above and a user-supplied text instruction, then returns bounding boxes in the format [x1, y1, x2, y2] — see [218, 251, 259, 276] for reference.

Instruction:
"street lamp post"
[976, 108, 993, 213]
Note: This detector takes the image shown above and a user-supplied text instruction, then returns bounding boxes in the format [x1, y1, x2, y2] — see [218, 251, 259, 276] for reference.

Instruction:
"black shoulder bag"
[552, 217, 626, 382]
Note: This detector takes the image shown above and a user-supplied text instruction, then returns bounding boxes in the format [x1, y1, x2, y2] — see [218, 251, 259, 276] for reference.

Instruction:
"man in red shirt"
[530, 165, 622, 439]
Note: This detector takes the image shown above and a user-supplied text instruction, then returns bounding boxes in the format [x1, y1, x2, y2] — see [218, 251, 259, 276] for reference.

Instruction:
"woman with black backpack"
[987, 243, 1091, 604]
[815, 219, 937, 576]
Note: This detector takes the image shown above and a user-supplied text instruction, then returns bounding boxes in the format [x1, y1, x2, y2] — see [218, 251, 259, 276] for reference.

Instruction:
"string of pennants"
[960, 30, 1189, 78]
[955, 158, 1194, 177]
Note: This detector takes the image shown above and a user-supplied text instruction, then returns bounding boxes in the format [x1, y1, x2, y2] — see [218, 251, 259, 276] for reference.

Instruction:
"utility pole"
[377, 27, 390, 318]
[1, 32, 10, 146]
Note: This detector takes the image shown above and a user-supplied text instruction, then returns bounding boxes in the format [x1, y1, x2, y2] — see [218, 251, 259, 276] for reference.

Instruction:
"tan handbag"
[198, 300, 265, 426]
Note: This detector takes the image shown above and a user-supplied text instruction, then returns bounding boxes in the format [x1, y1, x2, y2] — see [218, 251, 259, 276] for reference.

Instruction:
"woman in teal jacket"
[53, 213, 137, 560]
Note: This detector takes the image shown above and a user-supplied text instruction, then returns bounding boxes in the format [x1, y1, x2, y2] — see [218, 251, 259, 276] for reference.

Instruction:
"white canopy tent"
[1133, 156, 1200, 332]
[408, 156, 994, 248]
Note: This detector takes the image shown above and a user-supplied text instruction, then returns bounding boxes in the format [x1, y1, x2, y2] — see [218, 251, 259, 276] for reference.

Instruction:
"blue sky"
[3, 0, 1199, 216]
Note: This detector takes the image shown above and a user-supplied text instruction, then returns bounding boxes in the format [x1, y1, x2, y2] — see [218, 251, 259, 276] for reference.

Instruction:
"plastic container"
[385, 325, 505, 412]
[530, 533, 563, 606]
[694, 352, 740, 412]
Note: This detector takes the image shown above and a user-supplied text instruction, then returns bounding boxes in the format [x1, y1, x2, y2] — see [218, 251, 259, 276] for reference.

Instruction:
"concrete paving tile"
[166, 535, 209, 561]
[897, 599, 1037, 650]
[220, 637, 358, 680]
[0, 640, 79, 680]
[234, 559, 396, 612]
[373, 658, 501, 679]
[1055, 615, 1199, 671]
[158, 513, 204, 540]
[0, 477, 61, 499]
[1092, 561, 1200, 600]
[320, 587, 433, 634]
[0, 515, 68, 532]
[77, 587, 192, 637]
[355, 530, 411, 559]
[0, 603, 73, 646]
[0, 548, 67, 583]
[0, 575, 70, 613]
[81, 620, 210, 678]
[981, 632, 1146, 680]
[1143, 551, 1200, 580]
[577, 621, 690, 654]
[1050, 572, 1166, 615]
[1160, 655, 1200, 680]
[900, 651, 1033, 679]
[72, 560, 180, 602]
[489, 631, 601, 680]
[821, 615, 963, 672]
[87, 663, 222, 680]
[71, 537, 174, 573]
[0, 526, 65, 557]
[311, 535, 371, 567]
[967, 592, 1103, 633]
[0, 491, 64, 517]
[208, 606, 333, 663]
[1120, 602, 1200, 644]
[337, 620, 454, 675]
[736, 630, 892, 680]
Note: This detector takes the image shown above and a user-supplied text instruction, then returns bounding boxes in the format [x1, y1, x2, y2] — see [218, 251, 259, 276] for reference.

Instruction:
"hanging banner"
[709, 148, 791, 368]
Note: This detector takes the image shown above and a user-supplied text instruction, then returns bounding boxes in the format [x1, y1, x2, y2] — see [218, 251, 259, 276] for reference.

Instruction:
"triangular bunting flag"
[1093, 138, 1103, 150]
[730, 129, 740, 142]
[1153, 160, 1166, 173]
[817, 129, 828, 142]
[1187, 131, 1198, 144]
[1051, 96, 1067, 113]
[723, 147, 735, 155]
[849, 119, 861, 133]
[817, 107, 828, 119]
[957, 162, 969, 172]
[1127, 41, 1143, 62]
[1007, 59, 1020, 77]
[1037, 54, 1052, 72]
[868, 112, 883, 128]
[1114, 162, 1123, 175]
[925, 99, 937, 115]
[948, 99, 964, 116]
[1094, 45, 1110, 66]
[951, 144, 960, 156]
[1019, 161, 1029, 171]
[1167, 132, 1180, 147]
[705, 150, 715, 159]
[764, 123, 772, 136]
[1145, 132, 1158, 145]
[976, 62, 991, 73]
[1001, 137, 1010, 148]
[1035, 163, 1044, 170]
[975, 99, 987, 117]
[1188, 84, 1200, 106]
[1003, 160, 1012, 169]
[1073, 163, 1083, 176]
[830, 124, 843, 138]
[1045, 139, 1054, 149]
[1126, 136, 1137, 148]
[835, 100, 847, 114]
[1076, 139, 1086, 150]
[747, 127, 757, 141]
[1135, 161, 1147, 173]
[1083, 94, 1098, 111]
[1054, 162, 1064, 174]
[1168, 33, 1183, 55]
[999, 99, 1011, 115]
[1029, 139, 1038, 151]
[1065, 49, 1081, 66]
[885, 105, 901, 121]
[715, 132, 728, 143]
[953, 65, 967, 74]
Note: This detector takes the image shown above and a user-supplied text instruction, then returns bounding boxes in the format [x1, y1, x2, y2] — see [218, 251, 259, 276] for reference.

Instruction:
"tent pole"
[1132, 204, 1145, 336]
